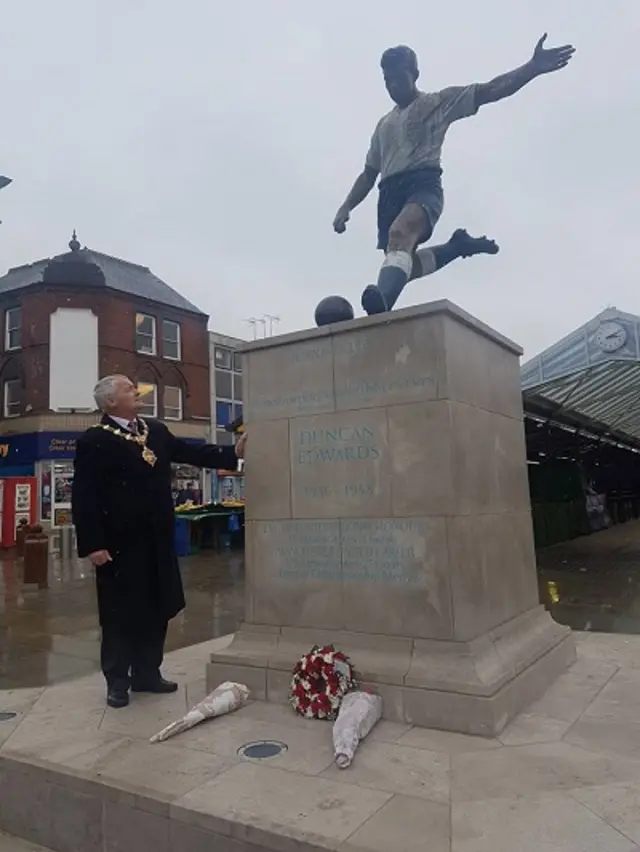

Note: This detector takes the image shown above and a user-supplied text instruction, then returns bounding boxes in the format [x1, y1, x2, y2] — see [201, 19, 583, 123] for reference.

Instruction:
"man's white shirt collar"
[110, 416, 135, 431]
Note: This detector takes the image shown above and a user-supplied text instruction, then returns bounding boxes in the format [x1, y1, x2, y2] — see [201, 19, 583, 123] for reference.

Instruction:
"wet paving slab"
[0, 550, 244, 690]
[2, 520, 640, 690]
[539, 519, 640, 634]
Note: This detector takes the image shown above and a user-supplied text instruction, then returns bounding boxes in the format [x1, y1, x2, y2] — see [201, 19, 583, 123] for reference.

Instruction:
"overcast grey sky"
[2, 1, 638, 358]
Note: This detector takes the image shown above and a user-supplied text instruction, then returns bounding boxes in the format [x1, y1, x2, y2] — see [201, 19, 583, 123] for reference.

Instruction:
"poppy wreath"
[290, 644, 357, 720]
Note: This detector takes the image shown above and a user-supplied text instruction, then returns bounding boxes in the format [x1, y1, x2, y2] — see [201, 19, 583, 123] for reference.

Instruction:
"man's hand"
[531, 33, 575, 75]
[235, 433, 247, 459]
[333, 206, 350, 234]
[88, 549, 112, 566]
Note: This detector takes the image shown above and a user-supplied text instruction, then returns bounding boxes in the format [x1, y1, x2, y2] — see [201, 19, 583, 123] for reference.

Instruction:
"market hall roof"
[0, 231, 206, 316]
[521, 308, 640, 446]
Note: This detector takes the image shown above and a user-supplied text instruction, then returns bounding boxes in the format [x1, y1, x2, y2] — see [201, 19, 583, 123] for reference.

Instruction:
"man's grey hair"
[94, 375, 128, 411]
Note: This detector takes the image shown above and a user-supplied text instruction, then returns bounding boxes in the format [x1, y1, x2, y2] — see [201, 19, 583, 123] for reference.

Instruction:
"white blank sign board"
[49, 308, 98, 412]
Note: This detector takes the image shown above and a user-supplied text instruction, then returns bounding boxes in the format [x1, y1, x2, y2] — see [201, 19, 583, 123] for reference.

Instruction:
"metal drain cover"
[0, 712, 17, 722]
[238, 740, 288, 760]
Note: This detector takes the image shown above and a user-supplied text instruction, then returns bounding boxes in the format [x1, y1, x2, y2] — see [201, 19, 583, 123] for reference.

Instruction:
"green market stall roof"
[521, 308, 640, 449]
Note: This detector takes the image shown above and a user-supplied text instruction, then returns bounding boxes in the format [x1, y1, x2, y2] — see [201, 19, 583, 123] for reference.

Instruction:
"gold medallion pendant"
[142, 446, 157, 467]
[93, 417, 157, 467]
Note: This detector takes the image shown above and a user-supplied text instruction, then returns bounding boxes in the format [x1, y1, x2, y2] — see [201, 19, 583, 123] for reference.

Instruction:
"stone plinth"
[208, 300, 575, 736]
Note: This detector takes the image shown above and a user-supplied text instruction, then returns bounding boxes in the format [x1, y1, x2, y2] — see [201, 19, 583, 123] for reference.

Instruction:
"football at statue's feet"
[314, 295, 355, 327]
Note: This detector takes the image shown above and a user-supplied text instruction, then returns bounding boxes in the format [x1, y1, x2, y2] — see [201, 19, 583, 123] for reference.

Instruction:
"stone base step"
[0, 832, 53, 851]
[0, 753, 323, 852]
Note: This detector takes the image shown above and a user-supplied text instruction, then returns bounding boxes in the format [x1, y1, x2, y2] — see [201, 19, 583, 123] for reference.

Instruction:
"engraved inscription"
[303, 484, 374, 500]
[250, 388, 333, 416]
[292, 343, 333, 364]
[336, 374, 435, 403]
[296, 425, 380, 465]
[262, 521, 341, 582]
[250, 372, 435, 415]
[262, 518, 428, 586]
[342, 519, 427, 586]
[335, 335, 370, 357]
[291, 413, 389, 516]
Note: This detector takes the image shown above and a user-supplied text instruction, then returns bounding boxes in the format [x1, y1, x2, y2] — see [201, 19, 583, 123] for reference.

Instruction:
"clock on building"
[595, 321, 627, 353]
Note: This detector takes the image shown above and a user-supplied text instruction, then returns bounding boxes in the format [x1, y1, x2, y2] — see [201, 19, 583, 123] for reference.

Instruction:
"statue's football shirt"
[365, 85, 479, 180]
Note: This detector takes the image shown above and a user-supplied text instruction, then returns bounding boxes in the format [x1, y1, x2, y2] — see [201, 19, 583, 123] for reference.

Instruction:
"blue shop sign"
[0, 433, 38, 465]
[0, 432, 83, 464]
[0, 431, 204, 465]
[38, 433, 83, 459]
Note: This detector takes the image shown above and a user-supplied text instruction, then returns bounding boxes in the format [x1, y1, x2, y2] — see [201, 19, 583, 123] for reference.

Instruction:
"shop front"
[172, 461, 207, 507]
[36, 434, 80, 526]
[0, 432, 208, 526]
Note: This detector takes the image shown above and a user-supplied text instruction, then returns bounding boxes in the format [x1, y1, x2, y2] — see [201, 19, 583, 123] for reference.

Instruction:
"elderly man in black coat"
[72, 374, 246, 709]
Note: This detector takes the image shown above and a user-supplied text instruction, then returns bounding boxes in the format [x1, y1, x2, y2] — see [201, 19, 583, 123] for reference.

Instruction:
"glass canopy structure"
[521, 308, 640, 448]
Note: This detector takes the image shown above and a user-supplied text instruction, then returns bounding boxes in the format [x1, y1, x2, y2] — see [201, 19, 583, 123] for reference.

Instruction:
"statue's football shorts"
[376, 166, 444, 251]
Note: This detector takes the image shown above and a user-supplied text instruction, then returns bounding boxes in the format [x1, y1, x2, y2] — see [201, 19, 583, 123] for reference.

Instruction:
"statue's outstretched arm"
[476, 33, 575, 107]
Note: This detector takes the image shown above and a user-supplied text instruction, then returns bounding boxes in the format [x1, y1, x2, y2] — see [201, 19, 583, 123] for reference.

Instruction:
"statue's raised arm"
[476, 33, 576, 107]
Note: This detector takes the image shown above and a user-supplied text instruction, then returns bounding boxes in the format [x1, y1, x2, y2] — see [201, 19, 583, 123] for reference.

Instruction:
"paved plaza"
[2, 631, 640, 851]
[3, 524, 640, 848]
[0, 550, 243, 690]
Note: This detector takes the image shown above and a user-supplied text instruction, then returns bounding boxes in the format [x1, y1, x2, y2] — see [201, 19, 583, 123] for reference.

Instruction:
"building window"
[215, 370, 233, 399]
[215, 400, 233, 427]
[162, 320, 181, 360]
[3, 378, 21, 418]
[215, 346, 232, 370]
[5, 307, 21, 351]
[234, 373, 243, 401]
[164, 385, 183, 420]
[135, 313, 156, 355]
[137, 382, 157, 417]
[233, 351, 242, 372]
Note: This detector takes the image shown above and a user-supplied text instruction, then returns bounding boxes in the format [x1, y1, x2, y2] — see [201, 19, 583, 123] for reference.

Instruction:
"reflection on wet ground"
[538, 519, 640, 633]
[2, 519, 640, 690]
[0, 551, 244, 690]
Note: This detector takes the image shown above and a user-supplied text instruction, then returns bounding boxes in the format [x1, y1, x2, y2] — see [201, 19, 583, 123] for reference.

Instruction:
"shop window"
[215, 346, 232, 370]
[162, 320, 181, 360]
[215, 369, 233, 399]
[137, 382, 157, 417]
[216, 400, 232, 427]
[164, 385, 183, 420]
[39, 460, 77, 527]
[40, 463, 52, 521]
[3, 378, 21, 417]
[171, 464, 202, 507]
[5, 307, 21, 351]
[233, 351, 242, 372]
[135, 313, 156, 355]
[234, 403, 243, 420]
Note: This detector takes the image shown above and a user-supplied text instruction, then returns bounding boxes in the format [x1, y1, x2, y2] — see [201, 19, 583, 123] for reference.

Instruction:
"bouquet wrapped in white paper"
[150, 681, 250, 743]
[332, 690, 382, 768]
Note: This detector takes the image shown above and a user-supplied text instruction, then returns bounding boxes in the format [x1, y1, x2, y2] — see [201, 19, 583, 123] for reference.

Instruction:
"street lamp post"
[0, 176, 12, 224]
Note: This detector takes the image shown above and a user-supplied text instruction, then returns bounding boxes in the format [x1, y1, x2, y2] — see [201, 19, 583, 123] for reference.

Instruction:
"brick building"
[0, 232, 211, 528]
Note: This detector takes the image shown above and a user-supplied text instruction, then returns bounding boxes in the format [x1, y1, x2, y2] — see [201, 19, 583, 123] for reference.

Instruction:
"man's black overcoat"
[71, 415, 237, 629]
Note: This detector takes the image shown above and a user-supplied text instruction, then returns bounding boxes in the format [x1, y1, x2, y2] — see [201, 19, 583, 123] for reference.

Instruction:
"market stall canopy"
[521, 308, 640, 447]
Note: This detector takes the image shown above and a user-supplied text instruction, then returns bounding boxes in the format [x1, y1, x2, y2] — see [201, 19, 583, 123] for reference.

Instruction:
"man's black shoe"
[107, 689, 130, 709]
[131, 677, 178, 694]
